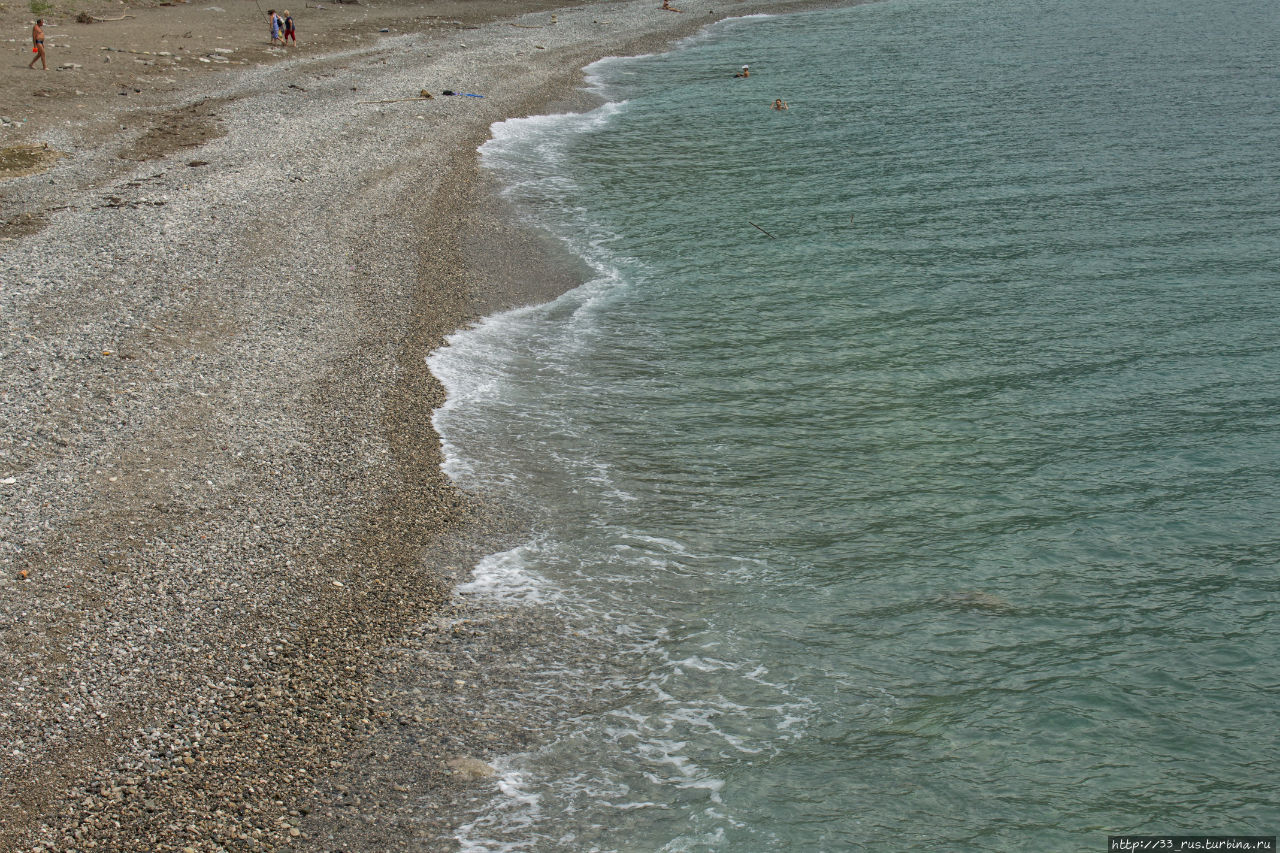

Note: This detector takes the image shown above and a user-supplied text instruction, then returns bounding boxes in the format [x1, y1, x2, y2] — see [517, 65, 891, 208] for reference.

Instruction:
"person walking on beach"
[267, 9, 283, 45]
[28, 18, 46, 70]
[283, 10, 297, 44]
[661, 0, 684, 12]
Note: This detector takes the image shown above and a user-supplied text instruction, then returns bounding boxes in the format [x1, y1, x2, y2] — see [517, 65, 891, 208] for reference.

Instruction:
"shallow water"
[429, 0, 1280, 848]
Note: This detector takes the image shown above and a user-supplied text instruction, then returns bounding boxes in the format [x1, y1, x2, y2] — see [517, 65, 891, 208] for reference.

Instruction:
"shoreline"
[0, 0, 845, 848]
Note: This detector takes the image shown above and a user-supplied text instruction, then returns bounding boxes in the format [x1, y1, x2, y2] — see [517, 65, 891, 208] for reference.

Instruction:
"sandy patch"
[0, 143, 66, 179]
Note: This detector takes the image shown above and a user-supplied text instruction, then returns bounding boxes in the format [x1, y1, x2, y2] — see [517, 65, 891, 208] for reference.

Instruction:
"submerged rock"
[445, 756, 495, 781]
[940, 590, 1016, 612]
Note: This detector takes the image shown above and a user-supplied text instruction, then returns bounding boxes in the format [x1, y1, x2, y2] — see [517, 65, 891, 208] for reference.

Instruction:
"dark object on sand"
[75, 11, 135, 22]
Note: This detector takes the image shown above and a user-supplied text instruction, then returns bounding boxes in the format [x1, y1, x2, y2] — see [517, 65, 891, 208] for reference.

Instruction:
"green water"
[431, 0, 1280, 847]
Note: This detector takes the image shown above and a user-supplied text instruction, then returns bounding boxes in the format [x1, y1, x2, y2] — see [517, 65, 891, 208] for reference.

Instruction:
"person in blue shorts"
[29, 18, 46, 70]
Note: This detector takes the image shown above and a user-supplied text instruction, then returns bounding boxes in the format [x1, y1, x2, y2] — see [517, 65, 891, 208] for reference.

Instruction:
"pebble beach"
[0, 0, 836, 849]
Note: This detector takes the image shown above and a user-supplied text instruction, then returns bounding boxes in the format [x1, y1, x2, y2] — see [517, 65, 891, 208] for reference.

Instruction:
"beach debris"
[186, 159, 209, 167]
[1, 477, 16, 485]
[749, 220, 776, 239]
[358, 90, 433, 105]
[76, 11, 136, 22]
[96, 195, 167, 209]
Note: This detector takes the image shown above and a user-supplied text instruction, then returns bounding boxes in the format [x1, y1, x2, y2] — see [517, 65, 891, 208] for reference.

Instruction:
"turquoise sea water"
[428, 0, 1280, 848]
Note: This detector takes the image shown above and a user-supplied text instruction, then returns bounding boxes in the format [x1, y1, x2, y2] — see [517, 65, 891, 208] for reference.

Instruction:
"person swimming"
[734, 64, 749, 78]
[772, 98, 788, 110]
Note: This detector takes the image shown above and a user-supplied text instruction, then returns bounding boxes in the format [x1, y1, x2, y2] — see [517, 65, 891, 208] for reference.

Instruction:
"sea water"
[427, 0, 1280, 848]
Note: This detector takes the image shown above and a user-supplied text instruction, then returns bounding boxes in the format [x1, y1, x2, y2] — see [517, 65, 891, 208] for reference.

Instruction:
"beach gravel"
[0, 0, 836, 848]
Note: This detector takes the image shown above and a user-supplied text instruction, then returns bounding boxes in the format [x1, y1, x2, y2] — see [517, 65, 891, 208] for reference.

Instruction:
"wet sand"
[0, 0, 840, 848]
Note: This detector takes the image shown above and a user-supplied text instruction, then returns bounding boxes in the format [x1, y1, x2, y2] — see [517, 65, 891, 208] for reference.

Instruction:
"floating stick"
[749, 221, 776, 239]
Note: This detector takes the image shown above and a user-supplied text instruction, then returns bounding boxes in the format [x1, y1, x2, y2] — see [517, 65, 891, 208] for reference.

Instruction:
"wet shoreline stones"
[0, 0, 844, 849]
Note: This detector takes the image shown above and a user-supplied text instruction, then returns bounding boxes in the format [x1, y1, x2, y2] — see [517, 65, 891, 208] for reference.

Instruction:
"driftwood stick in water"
[749, 221, 776, 239]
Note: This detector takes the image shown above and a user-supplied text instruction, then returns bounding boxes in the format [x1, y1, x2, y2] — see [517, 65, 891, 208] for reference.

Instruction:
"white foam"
[454, 758, 545, 853]
[456, 542, 558, 604]
[480, 102, 625, 175]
